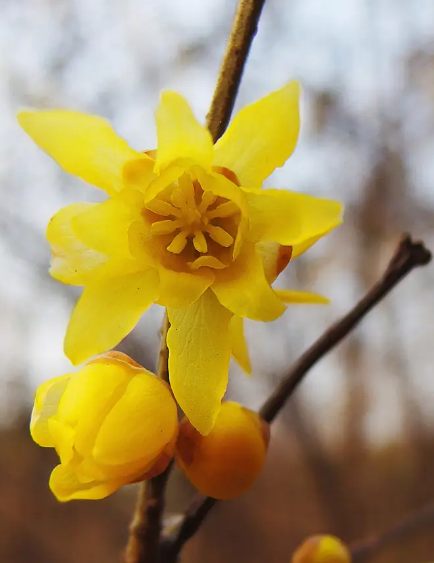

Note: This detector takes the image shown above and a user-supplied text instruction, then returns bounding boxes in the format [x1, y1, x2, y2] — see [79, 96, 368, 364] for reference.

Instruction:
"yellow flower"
[19, 82, 342, 435]
[292, 535, 351, 563]
[30, 352, 178, 501]
[175, 401, 269, 500]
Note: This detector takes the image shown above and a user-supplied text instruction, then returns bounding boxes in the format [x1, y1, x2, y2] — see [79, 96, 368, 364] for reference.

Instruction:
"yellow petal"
[157, 266, 215, 308]
[65, 268, 159, 365]
[229, 316, 251, 374]
[144, 164, 184, 203]
[49, 463, 124, 501]
[18, 110, 142, 195]
[122, 156, 156, 193]
[275, 289, 330, 305]
[256, 240, 293, 284]
[47, 203, 108, 285]
[155, 91, 214, 173]
[213, 82, 300, 188]
[57, 360, 134, 456]
[167, 290, 232, 435]
[291, 235, 324, 259]
[72, 189, 144, 257]
[212, 243, 285, 322]
[245, 188, 343, 246]
[47, 418, 76, 465]
[94, 371, 178, 466]
[30, 374, 72, 447]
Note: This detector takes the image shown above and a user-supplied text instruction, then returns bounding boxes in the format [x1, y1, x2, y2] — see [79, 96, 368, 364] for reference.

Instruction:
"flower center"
[144, 173, 240, 268]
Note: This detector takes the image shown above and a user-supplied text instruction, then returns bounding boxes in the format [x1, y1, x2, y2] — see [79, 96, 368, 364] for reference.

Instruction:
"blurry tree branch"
[124, 1, 267, 562]
[161, 234, 432, 561]
[350, 499, 434, 562]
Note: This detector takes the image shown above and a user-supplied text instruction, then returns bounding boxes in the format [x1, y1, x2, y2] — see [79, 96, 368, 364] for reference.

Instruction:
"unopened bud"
[292, 535, 351, 563]
[175, 401, 269, 500]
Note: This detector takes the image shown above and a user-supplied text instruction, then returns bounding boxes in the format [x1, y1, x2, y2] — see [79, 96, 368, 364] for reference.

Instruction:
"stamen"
[207, 201, 239, 219]
[178, 174, 196, 208]
[146, 199, 182, 217]
[199, 191, 217, 213]
[151, 219, 181, 235]
[171, 189, 188, 211]
[193, 230, 208, 253]
[167, 230, 188, 254]
[205, 225, 234, 247]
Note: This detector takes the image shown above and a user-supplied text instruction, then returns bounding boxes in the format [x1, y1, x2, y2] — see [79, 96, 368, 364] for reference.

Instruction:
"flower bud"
[175, 401, 269, 500]
[292, 535, 351, 563]
[30, 352, 178, 501]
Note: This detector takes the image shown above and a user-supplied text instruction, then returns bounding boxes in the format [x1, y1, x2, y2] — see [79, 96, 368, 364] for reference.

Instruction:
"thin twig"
[350, 499, 434, 562]
[162, 234, 432, 559]
[124, 0, 267, 561]
[206, 0, 266, 142]
[260, 234, 431, 423]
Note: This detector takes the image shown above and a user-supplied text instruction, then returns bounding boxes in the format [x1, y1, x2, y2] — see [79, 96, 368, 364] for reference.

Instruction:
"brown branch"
[124, 468, 172, 563]
[162, 234, 432, 559]
[206, 0, 266, 142]
[260, 234, 431, 423]
[123, 314, 172, 563]
[350, 499, 434, 562]
[124, 1, 267, 561]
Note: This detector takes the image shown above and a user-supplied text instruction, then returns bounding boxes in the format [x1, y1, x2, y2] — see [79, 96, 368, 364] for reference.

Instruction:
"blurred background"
[0, 0, 434, 561]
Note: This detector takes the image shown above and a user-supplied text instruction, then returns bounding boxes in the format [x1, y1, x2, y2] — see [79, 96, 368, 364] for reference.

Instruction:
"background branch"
[350, 499, 434, 562]
[162, 234, 432, 560]
[124, 0, 267, 561]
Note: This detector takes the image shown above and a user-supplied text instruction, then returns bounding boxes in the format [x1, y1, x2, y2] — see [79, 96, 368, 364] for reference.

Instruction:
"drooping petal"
[213, 82, 300, 188]
[155, 91, 214, 173]
[49, 463, 124, 501]
[30, 374, 72, 447]
[157, 266, 215, 308]
[167, 290, 232, 435]
[72, 189, 144, 257]
[47, 203, 108, 285]
[229, 316, 251, 374]
[18, 110, 143, 195]
[275, 289, 330, 305]
[244, 188, 343, 246]
[212, 243, 285, 322]
[64, 268, 159, 365]
[94, 371, 178, 466]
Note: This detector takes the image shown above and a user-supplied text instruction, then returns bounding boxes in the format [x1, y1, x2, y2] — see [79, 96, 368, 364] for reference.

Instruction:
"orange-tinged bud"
[292, 535, 351, 563]
[175, 401, 269, 500]
[30, 353, 178, 501]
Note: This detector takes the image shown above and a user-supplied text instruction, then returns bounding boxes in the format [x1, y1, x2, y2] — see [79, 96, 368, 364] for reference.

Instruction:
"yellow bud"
[292, 535, 351, 563]
[175, 401, 269, 500]
[30, 353, 178, 501]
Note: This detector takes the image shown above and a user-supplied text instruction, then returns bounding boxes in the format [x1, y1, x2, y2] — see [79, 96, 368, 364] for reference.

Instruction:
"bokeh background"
[1, 0, 434, 561]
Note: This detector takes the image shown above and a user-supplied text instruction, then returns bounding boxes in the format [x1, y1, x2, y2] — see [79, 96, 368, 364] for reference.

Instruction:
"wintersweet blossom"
[30, 352, 178, 501]
[175, 401, 269, 500]
[19, 82, 342, 434]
